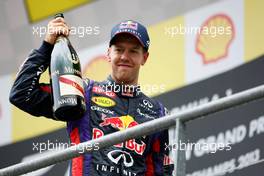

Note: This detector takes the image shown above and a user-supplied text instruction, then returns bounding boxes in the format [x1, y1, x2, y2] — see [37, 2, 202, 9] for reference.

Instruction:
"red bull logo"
[100, 114, 138, 131]
[96, 114, 146, 155]
[120, 21, 138, 30]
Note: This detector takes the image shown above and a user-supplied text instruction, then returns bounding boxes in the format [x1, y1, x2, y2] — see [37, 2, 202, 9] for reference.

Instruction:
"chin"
[118, 76, 131, 83]
[116, 74, 133, 84]
[113, 68, 137, 84]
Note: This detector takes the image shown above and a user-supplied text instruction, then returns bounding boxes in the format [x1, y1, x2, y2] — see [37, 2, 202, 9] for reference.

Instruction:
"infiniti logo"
[137, 108, 154, 119]
[143, 99, 153, 108]
[107, 150, 134, 167]
[139, 99, 157, 114]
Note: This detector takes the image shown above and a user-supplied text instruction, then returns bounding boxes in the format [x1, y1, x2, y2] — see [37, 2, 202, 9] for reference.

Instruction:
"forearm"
[9, 41, 55, 119]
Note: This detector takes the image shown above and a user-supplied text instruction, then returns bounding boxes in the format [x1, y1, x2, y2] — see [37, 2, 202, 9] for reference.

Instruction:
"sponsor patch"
[107, 150, 134, 167]
[91, 106, 114, 115]
[92, 86, 116, 98]
[92, 96, 116, 107]
[119, 20, 138, 30]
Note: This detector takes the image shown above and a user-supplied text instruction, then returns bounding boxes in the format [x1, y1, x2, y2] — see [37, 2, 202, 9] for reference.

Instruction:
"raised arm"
[9, 41, 55, 119]
[9, 17, 70, 120]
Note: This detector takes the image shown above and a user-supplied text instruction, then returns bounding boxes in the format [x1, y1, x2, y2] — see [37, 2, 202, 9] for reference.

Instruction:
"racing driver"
[9, 17, 173, 176]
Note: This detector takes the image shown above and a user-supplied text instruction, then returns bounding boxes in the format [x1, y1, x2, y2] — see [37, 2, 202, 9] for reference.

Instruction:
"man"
[9, 17, 173, 175]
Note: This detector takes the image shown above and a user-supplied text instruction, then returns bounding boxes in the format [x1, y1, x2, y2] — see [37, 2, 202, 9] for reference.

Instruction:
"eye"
[131, 49, 139, 54]
[115, 48, 122, 53]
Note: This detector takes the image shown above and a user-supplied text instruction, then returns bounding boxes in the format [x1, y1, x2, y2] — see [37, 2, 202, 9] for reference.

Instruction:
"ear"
[141, 52, 149, 66]
[106, 47, 111, 62]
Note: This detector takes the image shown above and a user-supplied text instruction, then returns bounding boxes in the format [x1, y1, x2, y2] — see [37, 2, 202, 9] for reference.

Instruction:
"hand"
[44, 17, 70, 45]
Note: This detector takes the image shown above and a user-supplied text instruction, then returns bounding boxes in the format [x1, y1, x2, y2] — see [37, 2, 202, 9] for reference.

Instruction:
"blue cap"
[110, 20, 150, 51]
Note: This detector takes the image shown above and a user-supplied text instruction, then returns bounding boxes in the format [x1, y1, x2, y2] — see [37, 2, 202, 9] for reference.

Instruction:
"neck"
[111, 74, 138, 86]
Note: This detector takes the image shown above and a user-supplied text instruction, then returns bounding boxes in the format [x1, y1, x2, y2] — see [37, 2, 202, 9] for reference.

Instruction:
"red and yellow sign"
[196, 14, 235, 64]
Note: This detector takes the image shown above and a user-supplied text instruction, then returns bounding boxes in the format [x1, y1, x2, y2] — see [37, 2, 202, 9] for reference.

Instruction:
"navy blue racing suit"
[9, 41, 173, 176]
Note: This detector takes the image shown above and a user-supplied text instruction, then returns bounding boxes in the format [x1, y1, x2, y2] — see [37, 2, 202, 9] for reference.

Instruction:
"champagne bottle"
[50, 13, 86, 121]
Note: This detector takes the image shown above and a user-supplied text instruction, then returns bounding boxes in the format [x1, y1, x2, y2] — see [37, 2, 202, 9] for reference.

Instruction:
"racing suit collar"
[106, 75, 141, 98]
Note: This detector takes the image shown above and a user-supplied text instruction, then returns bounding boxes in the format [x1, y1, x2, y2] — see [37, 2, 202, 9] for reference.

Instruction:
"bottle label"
[59, 75, 84, 97]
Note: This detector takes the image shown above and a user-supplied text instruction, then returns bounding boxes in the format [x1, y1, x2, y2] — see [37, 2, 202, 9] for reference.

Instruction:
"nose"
[120, 49, 129, 61]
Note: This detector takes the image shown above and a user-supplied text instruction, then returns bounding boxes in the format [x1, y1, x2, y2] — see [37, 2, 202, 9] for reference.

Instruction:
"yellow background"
[244, 0, 264, 62]
[140, 17, 185, 96]
[25, 0, 93, 22]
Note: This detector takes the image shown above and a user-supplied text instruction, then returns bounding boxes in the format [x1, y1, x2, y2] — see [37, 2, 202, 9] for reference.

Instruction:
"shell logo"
[196, 14, 235, 64]
[82, 55, 111, 81]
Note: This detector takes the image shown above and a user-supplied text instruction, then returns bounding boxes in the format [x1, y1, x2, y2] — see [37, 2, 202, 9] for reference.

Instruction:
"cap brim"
[109, 32, 145, 49]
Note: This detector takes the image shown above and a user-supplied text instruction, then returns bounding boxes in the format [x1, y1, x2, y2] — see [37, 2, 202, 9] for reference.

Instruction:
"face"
[107, 33, 149, 85]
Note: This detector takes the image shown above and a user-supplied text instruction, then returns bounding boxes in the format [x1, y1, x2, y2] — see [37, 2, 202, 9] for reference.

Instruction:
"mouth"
[117, 64, 133, 68]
